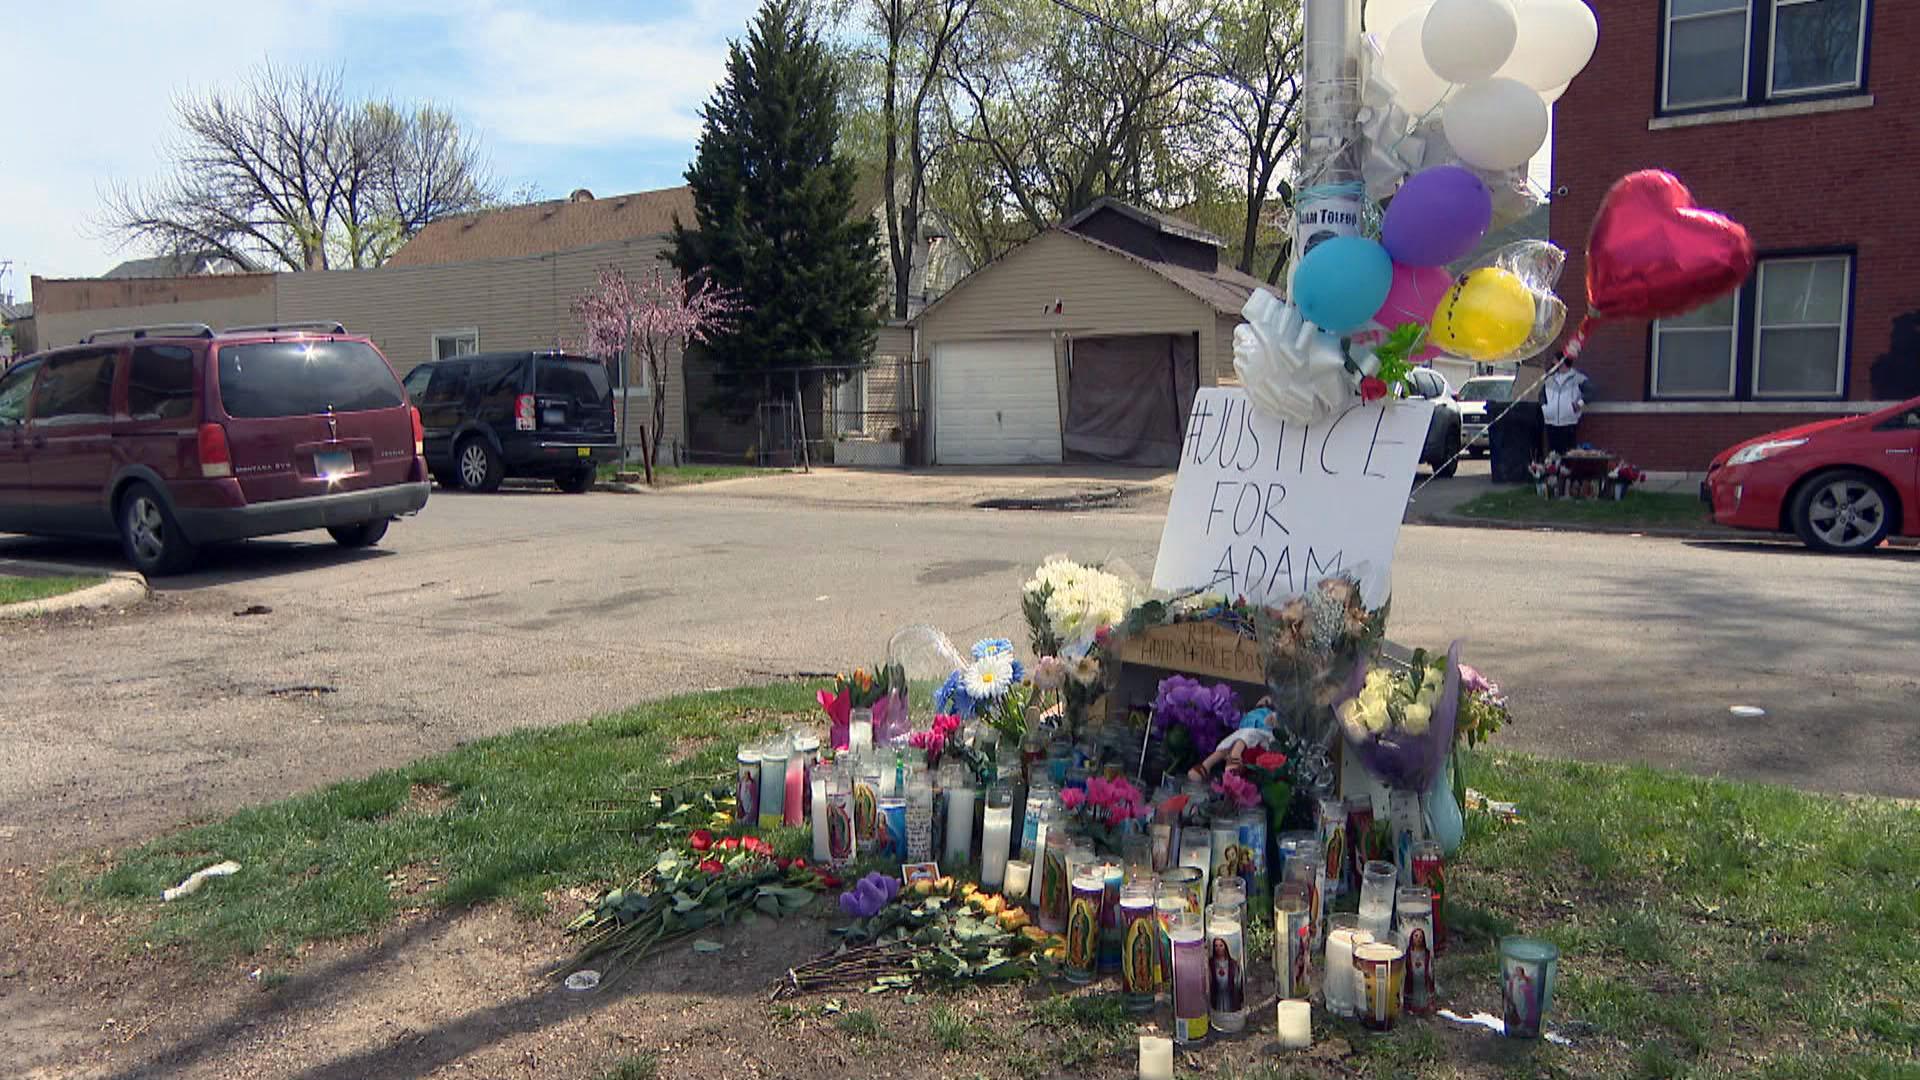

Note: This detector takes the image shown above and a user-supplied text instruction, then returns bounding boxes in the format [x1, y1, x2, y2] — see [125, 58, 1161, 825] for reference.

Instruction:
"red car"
[1704, 396, 1920, 552]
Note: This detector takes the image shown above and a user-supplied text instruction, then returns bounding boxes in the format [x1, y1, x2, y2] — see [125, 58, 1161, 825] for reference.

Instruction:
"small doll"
[1188, 703, 1277, 781]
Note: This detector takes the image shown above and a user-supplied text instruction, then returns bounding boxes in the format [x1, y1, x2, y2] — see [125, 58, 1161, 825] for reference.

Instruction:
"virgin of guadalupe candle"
[1344, 795, 1376, 894]
[735, 745, 762, 825]
[854, 758, 881, 855]
[1064, 870, 1102, 984]
[1274, 883, 1314, 1000]
[1499, 937, 1560, 1039]
[792, 730, 819, 820]
[1316, 797, 1348, 897]
[1118, 882, 1159, 1012]
[759, 737, 790, 830]
[942, 765, 976, 865]
[825, 765, 855, 870]
[878, 794, 907, 861]
[1205, 901, 1247, 1033]
[980, 782, 1014, 891]
[1354, 940, 1407, 1031]
[1039, 817, 1071, 932]
[1154, 894, 1186, 1002]
[1285, 839, 1326, 950]
[1397, 886, 1438, 1013]
[1169, 909, 1209, 1044]
[1387, 789, 1424, 882]
[1411, 840, 1448, 951]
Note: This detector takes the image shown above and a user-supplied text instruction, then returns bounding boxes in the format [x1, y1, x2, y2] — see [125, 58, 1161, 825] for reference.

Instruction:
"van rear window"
[217, 341, 404, 418]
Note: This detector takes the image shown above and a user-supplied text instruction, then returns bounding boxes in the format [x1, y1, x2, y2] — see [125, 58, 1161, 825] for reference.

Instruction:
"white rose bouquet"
[1335, 641, 1462, 793]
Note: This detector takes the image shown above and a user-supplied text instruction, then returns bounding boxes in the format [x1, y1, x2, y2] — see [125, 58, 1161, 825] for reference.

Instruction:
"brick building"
[1551, 0, 1915, 471]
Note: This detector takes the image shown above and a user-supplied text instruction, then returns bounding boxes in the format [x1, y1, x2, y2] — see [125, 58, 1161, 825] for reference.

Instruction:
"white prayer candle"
[945, 784, 976, 864]
[981, 786, 1014, 891]
[811, 775, 830, 861]
[1003, 859, 1032, 899]
[1277, 999, 1311, 1049]
[1138, 1034, 1174, 1080]
[850, 717, 873, 754]
[1325, 927, 1374, 1016]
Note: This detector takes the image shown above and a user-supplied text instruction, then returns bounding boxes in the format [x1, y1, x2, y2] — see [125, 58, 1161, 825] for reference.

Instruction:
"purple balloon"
[1382, 166, 1495, 267]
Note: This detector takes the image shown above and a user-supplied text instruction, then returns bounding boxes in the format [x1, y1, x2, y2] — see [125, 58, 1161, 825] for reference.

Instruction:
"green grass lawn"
[1456, 486, 1719, 531]
[0, 574, 102, 606]
[79, 686, 1919, 1077]
[596, 463, 779, 487]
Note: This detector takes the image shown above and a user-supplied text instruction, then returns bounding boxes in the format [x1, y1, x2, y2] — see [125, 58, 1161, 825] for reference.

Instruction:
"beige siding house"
[912, 200, 1262, 467]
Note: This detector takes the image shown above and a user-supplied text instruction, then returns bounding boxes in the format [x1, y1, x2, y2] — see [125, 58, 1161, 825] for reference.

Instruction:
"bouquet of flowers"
[1151, 675, 1242, 777]
[1455, 663, 1511, 749]
[1059, 775, 1152, 852]
[1253, 575, 1390, 771]
[1529, 452, 1566, 496]
[819, 664, 904, 750]
[1022, 558, 1133, 657]
[1336, 641, 1462, 794]
[907, 714, 965, 770]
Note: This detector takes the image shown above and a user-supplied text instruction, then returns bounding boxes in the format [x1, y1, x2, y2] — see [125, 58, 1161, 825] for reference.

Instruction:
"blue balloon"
[1294, 236, 1394, 333]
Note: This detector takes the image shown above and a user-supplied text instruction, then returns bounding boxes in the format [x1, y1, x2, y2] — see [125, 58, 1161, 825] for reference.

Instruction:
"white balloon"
[1442, 77, 1549, 171]
[1363, 0, 1428, 33]
[1540, 82, 1569, 104]
[1422, 0, 1519, 84]
[1495, 0, 1598, 91]
[1383, 7, 1453, 117]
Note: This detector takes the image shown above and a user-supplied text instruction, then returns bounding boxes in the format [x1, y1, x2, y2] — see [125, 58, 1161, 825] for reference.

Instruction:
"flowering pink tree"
[571, 264, 743, 482]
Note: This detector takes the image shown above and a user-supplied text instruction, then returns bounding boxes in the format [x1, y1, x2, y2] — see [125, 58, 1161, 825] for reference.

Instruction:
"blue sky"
[2, 0, 761, 292]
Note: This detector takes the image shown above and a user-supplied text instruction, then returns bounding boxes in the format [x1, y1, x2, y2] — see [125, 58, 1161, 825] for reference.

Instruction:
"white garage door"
[934, 338, 1062, 465]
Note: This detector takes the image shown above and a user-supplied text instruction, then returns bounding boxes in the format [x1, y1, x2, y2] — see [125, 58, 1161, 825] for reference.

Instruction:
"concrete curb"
[1413, 513, 1758, 542]
[0, 571, 150, 619]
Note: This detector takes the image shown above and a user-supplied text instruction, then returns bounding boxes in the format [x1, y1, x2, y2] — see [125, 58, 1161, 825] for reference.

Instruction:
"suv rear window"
[217, 340, 404, 418]
[536, 356, 612, 404]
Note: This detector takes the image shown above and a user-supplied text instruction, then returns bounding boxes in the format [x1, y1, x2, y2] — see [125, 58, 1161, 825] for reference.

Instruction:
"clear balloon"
[1442, 77, 1549, 171]
[1421, 0, 1519, 84]
[1437, 241, 1569, 362]
[1493, 0, 1598, 92]
[1382, 7, 1453, 117]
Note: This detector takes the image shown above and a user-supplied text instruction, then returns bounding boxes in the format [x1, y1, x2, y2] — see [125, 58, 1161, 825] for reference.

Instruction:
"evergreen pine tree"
[671, 0, 884, 420]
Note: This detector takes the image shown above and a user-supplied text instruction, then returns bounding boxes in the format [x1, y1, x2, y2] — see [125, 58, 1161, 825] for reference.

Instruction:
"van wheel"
[1434, 427, 1462, 479]
[328, 519, 390, 548]
[556, 466, 595, 494]
[118, 482, 198, 576]
[455, 438, 503, 493]
[1791, 469, 1893, 553]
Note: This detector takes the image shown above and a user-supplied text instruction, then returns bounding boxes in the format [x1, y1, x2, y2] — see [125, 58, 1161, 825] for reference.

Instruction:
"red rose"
[1254, 751, 1288, 771]
[1360, 376, 1388, 402]
[816, 872, 843, 890]
[717, 836, 741, 851]
[1094, 626, 1111, 646]
[775, 856, 792, 871]
[743, 837, 773, 856]
[698, 858, 724, 875]
[790, 857, 807, 870]
[688, 829, 714, 852]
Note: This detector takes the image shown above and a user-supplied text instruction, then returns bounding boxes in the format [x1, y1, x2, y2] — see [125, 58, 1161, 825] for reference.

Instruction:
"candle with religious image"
[1178, 830, 1212, 909]
[825, 763, 854, 870]
[1354, 940, 1407, 1031]
[1316, 797, 1348, 897]
[1274, 882, 1314, 1000]
[854, 756, 881, 855]
[1344, 795, 1375, 894]
[1411, 839, 1448, 951]
[1209, 819, 1241, 905]
[1038, 817, 1071, 932]
[1396, 886, 1439, 1014]
[1118, 881, 1159, 1012]
[735, 745, 762, 825]
[1169, 908, 1209, 1044]
[1205, 901, 1247, 1033]
[1020, 778, 1055, 865]
[1098, 862, 1126, 974]
[1499, 937, 1560, 1039]
[1064, 870, 1102, 985]
[1388, 789, 1424, 883]
[1284, 839, 1326, 950]
[905, 776, 934, 863]
[1236, 809, 1268, 897]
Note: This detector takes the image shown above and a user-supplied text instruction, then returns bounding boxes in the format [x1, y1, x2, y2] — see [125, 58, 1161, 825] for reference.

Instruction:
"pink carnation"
[1059, 787, 1087, 810]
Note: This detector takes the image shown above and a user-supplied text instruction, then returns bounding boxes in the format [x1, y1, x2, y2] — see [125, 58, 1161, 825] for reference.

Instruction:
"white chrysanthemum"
[1066, 656, 1101, 687]
[964, 654, 1015, 700]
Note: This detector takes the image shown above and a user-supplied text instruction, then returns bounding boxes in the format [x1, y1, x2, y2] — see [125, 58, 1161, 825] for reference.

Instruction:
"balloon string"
[1405, 360, 1563, 503]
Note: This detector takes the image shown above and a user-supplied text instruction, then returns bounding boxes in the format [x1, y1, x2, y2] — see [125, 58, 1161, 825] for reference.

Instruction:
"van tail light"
[515, 393, 536, 431]
[198, 422, 232, 478]
[410, 406, 425, 456]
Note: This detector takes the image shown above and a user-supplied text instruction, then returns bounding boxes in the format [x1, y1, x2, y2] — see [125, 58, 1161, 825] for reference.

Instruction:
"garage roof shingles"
[386, 186, 696, 267]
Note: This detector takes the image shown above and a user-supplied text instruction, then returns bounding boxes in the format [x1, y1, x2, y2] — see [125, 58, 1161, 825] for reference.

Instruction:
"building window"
[432, 329, 478, 360]
[1754, 256, 1850, 397]
[1652, 292, 1738, 398]
[1661, 0, 1867, 113]
[1650, 254, 1852, 401]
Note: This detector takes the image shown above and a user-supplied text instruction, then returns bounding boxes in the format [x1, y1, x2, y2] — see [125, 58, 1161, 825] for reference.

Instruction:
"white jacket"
[1543, 368, 1589, 427]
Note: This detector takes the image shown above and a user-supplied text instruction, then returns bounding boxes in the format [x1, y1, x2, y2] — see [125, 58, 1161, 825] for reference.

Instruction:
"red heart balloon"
[1585, 170, 1755, 322]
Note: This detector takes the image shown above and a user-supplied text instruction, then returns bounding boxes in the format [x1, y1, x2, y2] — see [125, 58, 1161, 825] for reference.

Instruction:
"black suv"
[402, 351, 618, 493]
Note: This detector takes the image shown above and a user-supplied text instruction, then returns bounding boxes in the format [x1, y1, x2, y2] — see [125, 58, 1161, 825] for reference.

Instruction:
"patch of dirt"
[398, 783, 455, 819]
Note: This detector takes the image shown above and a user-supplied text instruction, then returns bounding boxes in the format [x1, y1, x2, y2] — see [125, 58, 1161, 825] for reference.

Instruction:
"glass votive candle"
[1138, 1032, 1174, 1080]
[1002, 858, 1032, 900]
[1276, 998, 1312, 1049]
[1211, 875, 1248, 914]
[1323, 912, 1373, 1017]
[1396, 885, 1438, 1014]
[1357, 859, 1398, 939]
[1354, 940, 1407, 1031]
[1274, 882, 1313, 1000]
[1499, 936, 1562, 1039]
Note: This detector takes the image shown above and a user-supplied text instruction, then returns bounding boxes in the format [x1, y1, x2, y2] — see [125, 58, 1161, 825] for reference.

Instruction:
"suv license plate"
[577, 447, 591, 458]
[316, 450, 354, 478]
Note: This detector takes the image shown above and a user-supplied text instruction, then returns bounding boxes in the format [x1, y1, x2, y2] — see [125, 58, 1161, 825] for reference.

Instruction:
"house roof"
[102, 252, 252, 279]
[911, 225, 1263, 327]
[1060, 197, 1226, 249]
[386, 186, 697, 267]
[0, 300, 30, 321]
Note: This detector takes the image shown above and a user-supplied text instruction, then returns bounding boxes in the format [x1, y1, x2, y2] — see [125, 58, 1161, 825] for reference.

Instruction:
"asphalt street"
[1, 478, 1915, 865]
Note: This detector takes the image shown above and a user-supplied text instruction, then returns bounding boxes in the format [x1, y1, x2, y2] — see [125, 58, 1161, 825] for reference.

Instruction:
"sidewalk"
[672, 464, 1177, 512]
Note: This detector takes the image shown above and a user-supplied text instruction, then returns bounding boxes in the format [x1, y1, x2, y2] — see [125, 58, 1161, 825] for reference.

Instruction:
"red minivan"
[0, 322, 430, 574]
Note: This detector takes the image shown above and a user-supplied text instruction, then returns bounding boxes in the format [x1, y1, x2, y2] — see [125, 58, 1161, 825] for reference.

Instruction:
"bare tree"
[1196, 0, 1303, 279]
[102, 65, 497, 272]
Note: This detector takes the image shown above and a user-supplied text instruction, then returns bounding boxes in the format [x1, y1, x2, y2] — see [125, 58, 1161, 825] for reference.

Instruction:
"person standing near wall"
[1542, 354, 1591, 455]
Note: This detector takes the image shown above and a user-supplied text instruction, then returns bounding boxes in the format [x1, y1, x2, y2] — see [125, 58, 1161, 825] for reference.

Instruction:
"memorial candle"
[1206, 901, 1248, 1033]
[1138, 1034, 1173, 1080]
[943, 766, 976, 865]
[1323, 913, 1373, 1017]
[735, 745, 762, 825]
[810, 773, 830, 862]
[783, 747, 806, 827]
[1170, 909, 1209, 1044]
[1277, 999, 1312, 1049]
[758, 736, 789, 830]
[980, 781, 1014, 891]
[1118, 882, 1159, 1013]
[1002, 859, 1032, 900]
[825, 764, 854, 870]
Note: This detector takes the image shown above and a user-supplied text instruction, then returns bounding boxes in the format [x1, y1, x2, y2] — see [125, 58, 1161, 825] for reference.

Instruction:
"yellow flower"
[1402, 702, 1432, 735]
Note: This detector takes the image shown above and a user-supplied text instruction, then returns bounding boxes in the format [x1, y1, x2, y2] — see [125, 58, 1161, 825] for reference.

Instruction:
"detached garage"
[913, 200, 1263, 467]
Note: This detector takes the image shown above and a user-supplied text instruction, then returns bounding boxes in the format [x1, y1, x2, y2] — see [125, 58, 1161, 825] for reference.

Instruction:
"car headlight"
[1727, 437, 1808, 466]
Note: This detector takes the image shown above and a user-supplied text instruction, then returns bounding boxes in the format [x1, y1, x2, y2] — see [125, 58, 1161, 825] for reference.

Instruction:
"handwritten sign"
[1116, 621, 1266, 685]
[1152, 388, 1432, 608]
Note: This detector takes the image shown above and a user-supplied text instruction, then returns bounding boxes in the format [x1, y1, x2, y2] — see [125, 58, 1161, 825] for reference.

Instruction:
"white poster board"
[1152, 388, 1433, 608]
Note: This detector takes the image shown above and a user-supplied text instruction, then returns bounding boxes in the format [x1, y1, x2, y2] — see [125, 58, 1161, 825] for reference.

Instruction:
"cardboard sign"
[1115, 621, 1266, 685]
[1152, 389, 1432, 607]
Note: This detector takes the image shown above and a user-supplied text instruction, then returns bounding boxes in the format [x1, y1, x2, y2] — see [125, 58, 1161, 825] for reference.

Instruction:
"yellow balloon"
[1431, 268, 1535, 361]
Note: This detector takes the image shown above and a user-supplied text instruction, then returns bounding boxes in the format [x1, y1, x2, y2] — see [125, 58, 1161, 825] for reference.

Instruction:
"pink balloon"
[1374, 262, 1453, 362]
